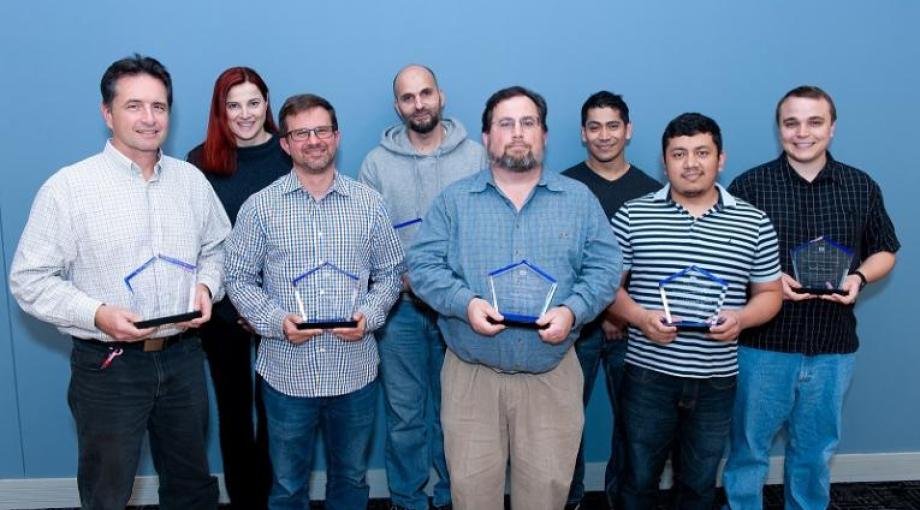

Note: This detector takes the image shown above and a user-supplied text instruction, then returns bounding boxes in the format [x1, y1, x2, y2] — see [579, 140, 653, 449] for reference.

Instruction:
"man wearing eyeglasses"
[358, 64, 486, 510]
[223, 93, 403, 510]
[407, 86, 622, 510]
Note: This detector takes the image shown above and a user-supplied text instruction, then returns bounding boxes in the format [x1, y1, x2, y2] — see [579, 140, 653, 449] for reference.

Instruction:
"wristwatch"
[850, 270, 868, 290]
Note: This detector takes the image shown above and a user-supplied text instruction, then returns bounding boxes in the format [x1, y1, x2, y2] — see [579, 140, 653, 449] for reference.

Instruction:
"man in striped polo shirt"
[609, 113, 783, 510]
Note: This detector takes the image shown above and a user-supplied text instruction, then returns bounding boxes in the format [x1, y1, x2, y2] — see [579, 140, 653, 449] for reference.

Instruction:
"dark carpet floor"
[31, 481, 920, 509]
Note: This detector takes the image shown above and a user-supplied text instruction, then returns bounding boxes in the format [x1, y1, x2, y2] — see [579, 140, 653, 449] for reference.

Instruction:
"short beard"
[299, 151, 334, 175]
[494, 150, 539, 172]
[407, 110, 440, 134]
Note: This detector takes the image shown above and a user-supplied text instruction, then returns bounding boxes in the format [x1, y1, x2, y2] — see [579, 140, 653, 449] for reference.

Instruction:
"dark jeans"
[378, 297, 450, 509]
[201, 313, 272, 510]
[568, 322, 629, 508]
[68, 336, 218, 510]
[619, 364, 736, 510]
[263, 379, 378, 510]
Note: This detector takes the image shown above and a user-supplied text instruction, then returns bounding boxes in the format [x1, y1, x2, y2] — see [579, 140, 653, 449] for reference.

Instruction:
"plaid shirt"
[728, 154, 900, 354]
[225, 171, 403, 397]
[9, 141, 231, 341]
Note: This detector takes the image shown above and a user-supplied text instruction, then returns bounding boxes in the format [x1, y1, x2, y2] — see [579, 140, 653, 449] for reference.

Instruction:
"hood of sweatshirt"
[379, 118, 470, 157]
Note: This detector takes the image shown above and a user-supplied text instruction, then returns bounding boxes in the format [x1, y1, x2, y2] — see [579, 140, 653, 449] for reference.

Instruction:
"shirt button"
[319, 289, 325, 295]
[318, 232, 324, 237]
[318, 347, 326, 353]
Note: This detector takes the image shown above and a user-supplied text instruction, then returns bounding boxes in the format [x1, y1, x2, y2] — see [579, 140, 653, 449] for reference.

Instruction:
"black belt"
[73, 330, 197, 352]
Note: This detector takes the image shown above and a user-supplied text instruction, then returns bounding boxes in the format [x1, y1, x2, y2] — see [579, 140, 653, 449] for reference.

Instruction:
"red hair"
[199, 67, 278, 175]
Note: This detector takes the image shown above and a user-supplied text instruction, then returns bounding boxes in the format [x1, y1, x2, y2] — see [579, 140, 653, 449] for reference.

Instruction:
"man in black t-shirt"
[561, 91, 660, 510]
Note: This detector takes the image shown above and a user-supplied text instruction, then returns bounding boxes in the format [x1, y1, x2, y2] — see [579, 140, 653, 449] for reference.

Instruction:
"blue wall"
[2, 0, 918, 480]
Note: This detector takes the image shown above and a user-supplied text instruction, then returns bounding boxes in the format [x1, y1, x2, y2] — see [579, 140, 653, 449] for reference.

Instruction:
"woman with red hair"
[187, 66, 289, 510]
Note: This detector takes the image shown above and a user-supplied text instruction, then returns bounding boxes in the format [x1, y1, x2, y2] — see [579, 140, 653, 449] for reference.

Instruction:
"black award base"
[488, 313, 549, 330]
[662, 318, 725, 333]
[793, 287, 847, 296]
[297, 320, 358, 330]
[134, 310, 203, 329]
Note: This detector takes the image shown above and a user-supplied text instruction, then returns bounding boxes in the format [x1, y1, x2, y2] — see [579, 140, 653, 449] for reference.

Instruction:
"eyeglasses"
[285, 125, 335, 141]
[493, 116, 541, 132]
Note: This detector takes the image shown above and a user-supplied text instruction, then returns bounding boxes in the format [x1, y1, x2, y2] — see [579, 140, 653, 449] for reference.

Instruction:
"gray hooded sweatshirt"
[358, 118, 487, 251]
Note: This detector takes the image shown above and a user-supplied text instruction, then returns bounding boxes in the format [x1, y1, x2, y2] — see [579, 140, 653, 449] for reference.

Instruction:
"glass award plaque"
[790, 236, 854, 295]
[487, 260, 557, 329]
[125, 255, 202, 329]
[658, 265, 727, 332]
[292, 261, 360, 330]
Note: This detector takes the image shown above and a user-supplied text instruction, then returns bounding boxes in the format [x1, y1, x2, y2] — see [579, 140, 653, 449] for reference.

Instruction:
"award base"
[297, 320, 358, 330]
[134, 310, 203, 329]
[793, 287, 847, 296]
[662, 318, 725, 332]
[488, 313, 549, 330]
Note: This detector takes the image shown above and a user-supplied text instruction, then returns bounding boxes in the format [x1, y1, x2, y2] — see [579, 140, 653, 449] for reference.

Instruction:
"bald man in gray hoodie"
[358, 64, 486, 510]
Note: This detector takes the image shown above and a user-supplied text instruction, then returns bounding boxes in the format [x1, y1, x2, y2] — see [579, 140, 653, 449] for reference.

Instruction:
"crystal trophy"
[125, 254, 202, 329]
[487, 260, 557, 329]
[658, 265, 727, 332]
[292, 261, 361, 329]
[790, 236, 854, 295]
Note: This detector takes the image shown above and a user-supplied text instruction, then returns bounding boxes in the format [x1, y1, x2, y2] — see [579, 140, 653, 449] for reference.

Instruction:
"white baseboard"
[2, 453, 919, 509]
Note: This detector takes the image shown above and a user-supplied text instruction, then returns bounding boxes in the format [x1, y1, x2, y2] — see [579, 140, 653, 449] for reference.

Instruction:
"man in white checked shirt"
[10, 55, 230, 509]
[224, 93, 403, 510]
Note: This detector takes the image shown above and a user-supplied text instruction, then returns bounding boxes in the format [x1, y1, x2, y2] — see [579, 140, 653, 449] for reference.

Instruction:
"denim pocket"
[707, 374, 737, 391]
[70, 341, 110, 373]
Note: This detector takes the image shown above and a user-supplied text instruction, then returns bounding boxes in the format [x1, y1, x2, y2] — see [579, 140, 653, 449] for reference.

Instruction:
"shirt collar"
[280, 170, 351, 197]
[653, 182, 737, 208]
[466, 167, 566, 193]
[103, 139, 164, 178]
[779, 151, 839, 184]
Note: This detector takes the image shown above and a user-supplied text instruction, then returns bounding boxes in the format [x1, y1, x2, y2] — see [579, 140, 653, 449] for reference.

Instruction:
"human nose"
[796, 123, 809, 137]
[414, 96, 425, 110]
[140, 105, 156, 124]
[511, 120, 525, 137]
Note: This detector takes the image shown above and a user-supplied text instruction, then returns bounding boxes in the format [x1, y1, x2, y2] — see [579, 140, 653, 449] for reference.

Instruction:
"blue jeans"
[262, 379, 378, 510]
[620, 364, 736, 510]
[378, 297, 450, 509]
[722, 347, 855, 510]
[567, 322, 628, 507]
[67, 336, 218, 510]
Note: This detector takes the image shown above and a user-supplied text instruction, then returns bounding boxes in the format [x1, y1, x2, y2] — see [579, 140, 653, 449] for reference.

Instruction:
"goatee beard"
[495, 151, 538, 172]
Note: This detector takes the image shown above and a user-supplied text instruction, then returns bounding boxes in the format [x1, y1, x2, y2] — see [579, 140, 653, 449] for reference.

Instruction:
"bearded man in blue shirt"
[408, 86, 622, 510]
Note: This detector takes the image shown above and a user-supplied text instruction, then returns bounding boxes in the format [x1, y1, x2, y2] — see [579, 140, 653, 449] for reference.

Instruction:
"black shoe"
[432, 505, 452, 510]
[563, 503, 581, 510]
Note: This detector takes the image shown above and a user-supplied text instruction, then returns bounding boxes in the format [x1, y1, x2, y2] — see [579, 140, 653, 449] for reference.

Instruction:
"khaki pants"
[441, 348, 584, 510]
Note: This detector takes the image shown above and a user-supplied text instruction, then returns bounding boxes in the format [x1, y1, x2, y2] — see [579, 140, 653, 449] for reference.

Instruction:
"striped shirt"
[612, 184, 781, 378]
[224, 171, 403, 398]
[9, 141, 231, 341]
[729, 155, 900, 354]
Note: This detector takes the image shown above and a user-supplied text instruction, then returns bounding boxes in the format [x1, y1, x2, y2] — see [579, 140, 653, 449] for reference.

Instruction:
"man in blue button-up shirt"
[408, 86, 622, 510]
